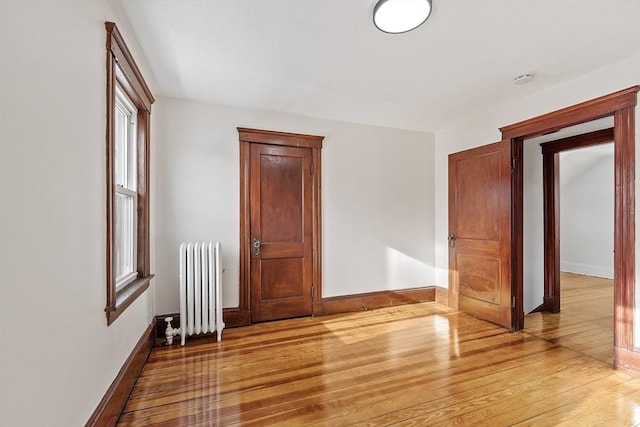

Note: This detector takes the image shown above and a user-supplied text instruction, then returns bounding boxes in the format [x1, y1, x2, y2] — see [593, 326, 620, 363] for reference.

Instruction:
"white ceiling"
[118, 0, 640, 133]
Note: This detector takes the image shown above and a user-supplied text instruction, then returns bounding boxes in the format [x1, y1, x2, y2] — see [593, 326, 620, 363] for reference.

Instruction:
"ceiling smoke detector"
[513, 73, 535, 85]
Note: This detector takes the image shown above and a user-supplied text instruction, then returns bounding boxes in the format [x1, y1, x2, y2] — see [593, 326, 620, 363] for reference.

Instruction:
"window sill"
[106, 274, 153, 325]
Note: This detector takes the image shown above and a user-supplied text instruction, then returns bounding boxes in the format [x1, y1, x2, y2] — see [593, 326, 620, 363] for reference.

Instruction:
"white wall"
[434, 54, 640, 316]
[152, 97, 436, 314]
[0, 2, 156, 425]
[560, 145, 615, 279]
[519, 139, 545, 312]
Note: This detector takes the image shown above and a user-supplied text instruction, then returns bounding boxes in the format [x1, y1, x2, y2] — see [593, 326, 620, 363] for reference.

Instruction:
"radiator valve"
[164, 317, 180, 345]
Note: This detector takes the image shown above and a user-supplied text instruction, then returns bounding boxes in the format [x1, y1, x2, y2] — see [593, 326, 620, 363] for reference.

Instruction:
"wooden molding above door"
[238, 128, 323, 323]
[500, 86, 638, 140]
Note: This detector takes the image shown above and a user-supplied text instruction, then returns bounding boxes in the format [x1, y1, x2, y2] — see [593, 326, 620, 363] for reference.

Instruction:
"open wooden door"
[448, 141, 513, 328]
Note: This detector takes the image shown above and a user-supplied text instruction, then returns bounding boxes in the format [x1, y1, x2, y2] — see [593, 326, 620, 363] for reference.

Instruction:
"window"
[114, 86, 138, 291]
[105, 22, 154, 325]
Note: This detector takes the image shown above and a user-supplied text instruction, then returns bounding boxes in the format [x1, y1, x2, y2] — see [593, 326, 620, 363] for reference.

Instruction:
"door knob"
[252, 237, 261, 256]
[448, 233, 456, 249]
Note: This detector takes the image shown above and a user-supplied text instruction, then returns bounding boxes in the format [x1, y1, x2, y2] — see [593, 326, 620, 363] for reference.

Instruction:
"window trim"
[105, 21, 154, 325]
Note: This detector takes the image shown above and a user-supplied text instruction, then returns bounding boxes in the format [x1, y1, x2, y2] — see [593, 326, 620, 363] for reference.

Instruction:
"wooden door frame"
[236, 128, 323, 325]
[539, 128, 614, 313]
[500, 86, 639, 370]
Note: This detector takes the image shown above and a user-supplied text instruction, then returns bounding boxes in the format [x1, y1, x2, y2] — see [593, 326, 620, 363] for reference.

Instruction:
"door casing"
[237, 128, 323, 325]
[500, 86, 638, 369]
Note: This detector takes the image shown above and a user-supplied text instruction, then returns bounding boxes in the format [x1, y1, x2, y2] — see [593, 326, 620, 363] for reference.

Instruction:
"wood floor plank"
[523, 272, 614, 364]
[352, 355, 618, 427]
[509, 376, 640, 426]
[233, 341, 573, 427]
[120, 322, 523, 425]
[117, 272, 635, 426]
[123, 315, 504, 414]
[483, 375, 634, 426]
[553, 388, 640, 426]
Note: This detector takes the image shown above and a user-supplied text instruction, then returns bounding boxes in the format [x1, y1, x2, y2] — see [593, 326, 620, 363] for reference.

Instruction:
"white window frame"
[114, 84, 138, 291]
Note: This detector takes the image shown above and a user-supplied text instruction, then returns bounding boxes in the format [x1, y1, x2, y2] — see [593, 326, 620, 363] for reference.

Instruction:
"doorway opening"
[500, 86, 638, 370]
[524, 126, 615, 364]
[539, 126, 614, 312]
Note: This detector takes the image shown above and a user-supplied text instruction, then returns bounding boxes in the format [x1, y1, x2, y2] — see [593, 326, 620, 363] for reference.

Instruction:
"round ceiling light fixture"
[373, 0, 432, 34]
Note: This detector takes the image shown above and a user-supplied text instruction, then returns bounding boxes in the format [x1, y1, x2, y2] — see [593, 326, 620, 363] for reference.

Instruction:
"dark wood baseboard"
[86, 319, 156, 427]
[223, 308, 251, 327]
[312, 287, 435, 316]
[542, 296, 560, 313]
[157, 290, 434, 339]
[614, 346, 640, 376]
[154, 308, 251, 345]
[435, 286, 448, 306]
[154, 313, 177, 340]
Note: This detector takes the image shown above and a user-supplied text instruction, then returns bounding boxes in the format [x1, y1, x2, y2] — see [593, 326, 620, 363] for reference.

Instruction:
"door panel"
[260, 154, 304, 243]
[455, 153, 501, 240]
[260, 259, 303, 300]
[250, 143, 313, 322]
[457, 254, 501, 303]
[449, 141, 512, 328]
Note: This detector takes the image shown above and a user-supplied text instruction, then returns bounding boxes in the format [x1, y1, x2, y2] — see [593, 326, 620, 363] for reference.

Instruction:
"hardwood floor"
[118, 274, 639, 426]
[524, 272, 614, 365]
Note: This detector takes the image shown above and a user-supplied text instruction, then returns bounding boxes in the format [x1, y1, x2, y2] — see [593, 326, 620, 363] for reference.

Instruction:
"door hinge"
[512, 296, 516, 308]
[310, 163, 314, 175]
[311, 285, 315, 300]
[512, 157, 517, 170]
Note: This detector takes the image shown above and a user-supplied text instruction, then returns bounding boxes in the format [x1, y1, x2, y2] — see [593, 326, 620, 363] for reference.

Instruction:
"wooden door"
[448, 141, 513, 328]
[250, 143, 313, 322]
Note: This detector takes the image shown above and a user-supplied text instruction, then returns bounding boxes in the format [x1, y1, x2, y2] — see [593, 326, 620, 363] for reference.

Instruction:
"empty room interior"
[1, 1, 640, 426]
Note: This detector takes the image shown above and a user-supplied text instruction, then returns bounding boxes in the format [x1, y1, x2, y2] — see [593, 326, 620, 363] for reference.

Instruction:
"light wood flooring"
[119, 273, 639, 426]
[524, 272, 614, 365]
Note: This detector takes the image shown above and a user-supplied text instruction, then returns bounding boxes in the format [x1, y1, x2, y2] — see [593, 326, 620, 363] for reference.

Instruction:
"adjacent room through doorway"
[523, 122, 615, 364]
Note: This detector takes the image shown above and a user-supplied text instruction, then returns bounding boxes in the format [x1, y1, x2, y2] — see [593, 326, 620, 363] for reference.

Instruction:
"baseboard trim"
[224, 308, 251, 327]
[614, 347, 640, 376]
[312, 287, 435, 316]
[154, 309, 251, 345]
[86, 319, 156, 427]
[435, 286, 448, 306]
[156, 289, 435, 337]
[561, 263, 614, 280]
[154, 312, 179, 344]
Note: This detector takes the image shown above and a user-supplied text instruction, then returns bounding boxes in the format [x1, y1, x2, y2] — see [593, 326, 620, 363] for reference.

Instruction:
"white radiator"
[179, 241, 225, 345]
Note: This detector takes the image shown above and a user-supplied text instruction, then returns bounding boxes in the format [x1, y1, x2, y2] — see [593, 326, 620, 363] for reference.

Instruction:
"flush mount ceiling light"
[373, 0, 432, 34]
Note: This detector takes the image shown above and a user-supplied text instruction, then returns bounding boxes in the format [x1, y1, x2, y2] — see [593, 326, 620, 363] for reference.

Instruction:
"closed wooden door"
[448, 141, 513, 328]
[250, 143, 313, 322]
